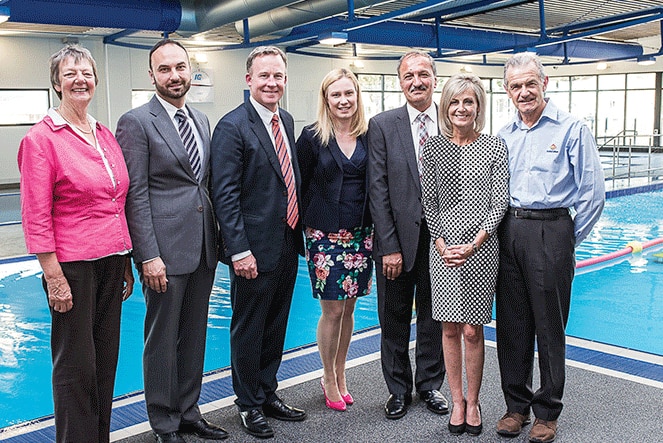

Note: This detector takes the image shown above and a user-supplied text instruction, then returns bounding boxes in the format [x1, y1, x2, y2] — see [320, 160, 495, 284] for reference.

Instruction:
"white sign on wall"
[189, 69, 214, 103]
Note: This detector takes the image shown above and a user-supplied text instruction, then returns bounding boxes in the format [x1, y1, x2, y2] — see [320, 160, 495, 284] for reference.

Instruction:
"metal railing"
[596, 130, 663, 188]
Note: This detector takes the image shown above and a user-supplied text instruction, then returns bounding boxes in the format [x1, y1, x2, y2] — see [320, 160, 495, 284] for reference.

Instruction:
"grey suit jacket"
[116, 95, 217, 275]
[368, 104, 436, 272]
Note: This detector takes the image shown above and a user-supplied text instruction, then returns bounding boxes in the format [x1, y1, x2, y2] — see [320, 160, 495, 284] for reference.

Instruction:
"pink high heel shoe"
[341, 392, 354, 405]
[321, 378, 346, 412]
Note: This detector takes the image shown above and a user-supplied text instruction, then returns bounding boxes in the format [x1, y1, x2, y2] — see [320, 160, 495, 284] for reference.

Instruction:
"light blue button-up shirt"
[498, 99, 605, 246]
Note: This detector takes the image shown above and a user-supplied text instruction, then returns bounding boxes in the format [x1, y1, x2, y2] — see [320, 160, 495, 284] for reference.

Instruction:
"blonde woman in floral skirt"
[296, 68, 373, 412]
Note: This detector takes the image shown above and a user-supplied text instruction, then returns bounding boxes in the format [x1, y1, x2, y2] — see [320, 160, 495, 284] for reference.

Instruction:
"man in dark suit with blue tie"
[116, 39, 228, 443]
[210, 46, 306, 439]
[368, 51, 448, 420]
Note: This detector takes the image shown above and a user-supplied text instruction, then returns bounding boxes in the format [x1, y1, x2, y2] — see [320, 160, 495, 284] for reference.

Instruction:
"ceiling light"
[191, 52, 208, 64]
[350, 59, 364, 69]
[0, 6, 10, 24]
[637, 55, 656, 66]
[319, 32, 348, 46]
[596, 62, 608, 71]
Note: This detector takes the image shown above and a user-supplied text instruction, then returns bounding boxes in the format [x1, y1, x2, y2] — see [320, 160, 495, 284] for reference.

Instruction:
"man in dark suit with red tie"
[210, 46, 307, 439]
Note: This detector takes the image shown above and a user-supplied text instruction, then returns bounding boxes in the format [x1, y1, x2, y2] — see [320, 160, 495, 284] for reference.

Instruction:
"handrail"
[576, 237, 663, 269]
[596, 129, 638, 150]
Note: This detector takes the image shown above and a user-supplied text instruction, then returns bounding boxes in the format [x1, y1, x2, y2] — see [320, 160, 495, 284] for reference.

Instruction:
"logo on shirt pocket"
[546, 143, 558, 153]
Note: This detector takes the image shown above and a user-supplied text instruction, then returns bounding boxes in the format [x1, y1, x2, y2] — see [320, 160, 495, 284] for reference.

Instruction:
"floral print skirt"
[305, 226, 374, 300]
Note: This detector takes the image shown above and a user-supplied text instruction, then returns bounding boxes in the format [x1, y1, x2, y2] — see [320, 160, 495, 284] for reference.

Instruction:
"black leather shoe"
[448, 420, 466, 435]
[262, 399, 307, 422]
[239, 409, 274, 439]
[384, 393, 412, 420]
[180, 418, 229, 440]
[153, 431, 185, 443]
[419, 390, 449, 414]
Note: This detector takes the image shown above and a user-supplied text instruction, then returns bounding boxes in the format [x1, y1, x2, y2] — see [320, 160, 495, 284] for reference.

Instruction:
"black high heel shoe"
[448, 400, 466, 435]
[465, 403, 482, 436]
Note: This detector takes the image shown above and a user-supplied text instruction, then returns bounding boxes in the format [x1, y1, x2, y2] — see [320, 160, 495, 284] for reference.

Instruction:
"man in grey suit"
[210, 46, 306, 439]
[116, 39, 228, 443]
[368, 51, 448, 420]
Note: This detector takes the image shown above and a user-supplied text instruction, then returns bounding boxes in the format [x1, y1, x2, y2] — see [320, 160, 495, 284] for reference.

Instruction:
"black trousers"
[496, 212, 575, 421]
[230, 227, 299, 411]
[376, 221, 445, 395]
[47, 255, 126, 443]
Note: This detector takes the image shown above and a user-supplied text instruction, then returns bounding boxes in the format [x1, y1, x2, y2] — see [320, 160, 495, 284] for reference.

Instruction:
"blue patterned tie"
[175, 109, 201, 181]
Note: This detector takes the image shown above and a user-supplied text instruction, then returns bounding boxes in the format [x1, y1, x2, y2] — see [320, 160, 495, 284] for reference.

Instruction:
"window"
[132, 90, 155, 109]
[357, 71, 660, 140]
[0, 89, 50, 125]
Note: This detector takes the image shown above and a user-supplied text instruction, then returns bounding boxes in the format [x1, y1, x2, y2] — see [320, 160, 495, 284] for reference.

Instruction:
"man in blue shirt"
[495, 53, 605, 443]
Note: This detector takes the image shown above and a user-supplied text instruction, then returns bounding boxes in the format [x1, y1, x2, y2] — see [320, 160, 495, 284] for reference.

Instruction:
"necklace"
[57, 108, 93, 134]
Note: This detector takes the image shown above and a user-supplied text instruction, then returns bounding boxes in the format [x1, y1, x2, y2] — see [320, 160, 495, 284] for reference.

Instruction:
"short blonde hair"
[313, 68, 368, 146]
[246, 46, 287, 74]
[438, 73, 486, 138]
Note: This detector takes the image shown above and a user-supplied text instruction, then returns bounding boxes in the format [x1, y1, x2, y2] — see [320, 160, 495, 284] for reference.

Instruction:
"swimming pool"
[1, 189, 663, 428]
[0, 259, 377, 428]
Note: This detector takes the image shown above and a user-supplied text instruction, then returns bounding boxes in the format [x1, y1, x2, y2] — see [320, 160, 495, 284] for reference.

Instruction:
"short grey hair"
[397, 51, 437, 78]
[49, 45, 98, 100]
[503, 52, 546, 86]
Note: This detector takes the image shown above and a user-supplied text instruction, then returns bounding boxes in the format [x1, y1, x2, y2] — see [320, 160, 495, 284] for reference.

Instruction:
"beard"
[155, 78, 191, 100]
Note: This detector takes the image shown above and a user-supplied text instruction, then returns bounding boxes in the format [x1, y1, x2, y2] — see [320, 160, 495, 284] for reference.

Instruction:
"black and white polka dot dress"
[421, 133, 509, 325]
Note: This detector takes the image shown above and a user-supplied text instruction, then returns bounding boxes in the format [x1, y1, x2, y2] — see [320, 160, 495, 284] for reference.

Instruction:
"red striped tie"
[271, 114, 299, 230]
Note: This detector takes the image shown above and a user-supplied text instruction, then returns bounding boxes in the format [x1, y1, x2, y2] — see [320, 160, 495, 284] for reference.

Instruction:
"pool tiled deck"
[2, 322, 662, 442]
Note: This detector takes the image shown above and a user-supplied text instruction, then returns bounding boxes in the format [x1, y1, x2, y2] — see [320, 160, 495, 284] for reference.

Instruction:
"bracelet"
[472, 243, 479, 254]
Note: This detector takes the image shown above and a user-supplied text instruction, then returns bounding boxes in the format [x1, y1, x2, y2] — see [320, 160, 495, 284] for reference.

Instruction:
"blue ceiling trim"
[281, 17, 644, 60]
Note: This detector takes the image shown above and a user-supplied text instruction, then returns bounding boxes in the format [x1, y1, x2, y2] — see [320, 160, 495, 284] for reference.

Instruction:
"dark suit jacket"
[367, 105, 437, 272]
[210, 99, 304, 272]
[295, 124, 371, 232]
[116, 96, 217, 275]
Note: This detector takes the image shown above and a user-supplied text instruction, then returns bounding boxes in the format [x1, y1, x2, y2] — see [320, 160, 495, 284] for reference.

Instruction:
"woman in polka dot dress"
[421, 73, 509, 436]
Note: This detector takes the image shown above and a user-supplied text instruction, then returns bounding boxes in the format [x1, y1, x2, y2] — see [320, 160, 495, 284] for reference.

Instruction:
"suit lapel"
[245, 101, 284, 182]
[149, 97, 198, 181]
[280, 109, 301, 192]
[395, 106, 422, 193]
[327, 137, 345, 171]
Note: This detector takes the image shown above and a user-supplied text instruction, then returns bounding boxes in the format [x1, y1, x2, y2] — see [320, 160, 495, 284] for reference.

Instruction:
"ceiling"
[0, 0, 661, 66]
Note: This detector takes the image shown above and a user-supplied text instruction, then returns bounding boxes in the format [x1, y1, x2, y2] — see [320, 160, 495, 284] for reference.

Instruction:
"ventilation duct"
[4, 0, 181, 32]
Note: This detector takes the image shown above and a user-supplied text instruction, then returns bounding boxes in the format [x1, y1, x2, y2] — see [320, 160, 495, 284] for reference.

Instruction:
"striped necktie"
[175, 109, 201, 181]
[415, 113, 431, 179]
[271, 113, 299, 230]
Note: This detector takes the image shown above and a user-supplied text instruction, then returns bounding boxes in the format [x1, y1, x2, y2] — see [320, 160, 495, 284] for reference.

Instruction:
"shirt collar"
[250, 95, 280, 127]
[47, 107, 98, 130]
[406, 102, 437, 125]
[508, 98, 558, 131]
[155, 94, 189, 120]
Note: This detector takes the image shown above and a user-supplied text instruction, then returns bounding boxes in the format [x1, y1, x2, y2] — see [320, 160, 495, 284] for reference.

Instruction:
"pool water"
[0, 260, 377, 428]
[569, 255, 663, 355]
[2, 189, 663, 428]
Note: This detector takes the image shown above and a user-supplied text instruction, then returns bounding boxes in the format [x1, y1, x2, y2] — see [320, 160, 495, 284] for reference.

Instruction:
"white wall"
[0, 34, 661, 185]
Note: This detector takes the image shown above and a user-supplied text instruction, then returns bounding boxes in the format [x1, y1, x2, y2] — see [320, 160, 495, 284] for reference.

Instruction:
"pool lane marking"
[3, 321, 662, 441]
